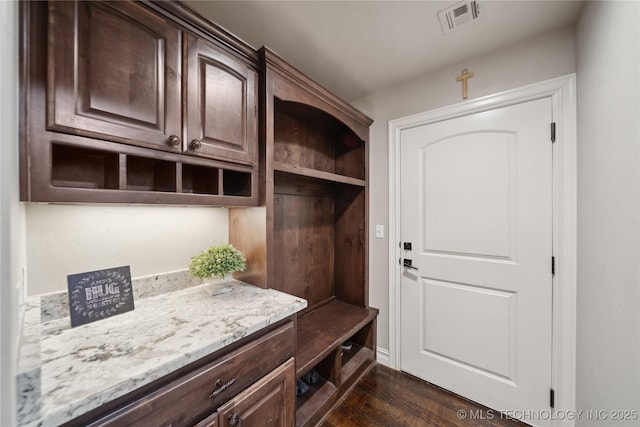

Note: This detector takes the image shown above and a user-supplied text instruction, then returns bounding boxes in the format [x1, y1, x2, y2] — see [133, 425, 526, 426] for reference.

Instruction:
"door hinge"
[551, 256, 556, 276]
[551, 122, 556, 143]
[550, 388, 555, 408]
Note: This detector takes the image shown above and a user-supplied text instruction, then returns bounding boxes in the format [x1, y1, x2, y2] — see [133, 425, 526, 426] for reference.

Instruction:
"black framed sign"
[67, 266, 134, 327]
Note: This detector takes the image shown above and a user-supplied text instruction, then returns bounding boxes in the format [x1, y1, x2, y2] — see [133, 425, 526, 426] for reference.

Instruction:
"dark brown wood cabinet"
[218, 358, 295, 427]
[185, 33, 257, 165]
[21, 0, 259, 205]
[68, 321, 295, 427]
[22, 2, 377, 425]
[230, 48, 378, 427]
[47, 1, 183, 153]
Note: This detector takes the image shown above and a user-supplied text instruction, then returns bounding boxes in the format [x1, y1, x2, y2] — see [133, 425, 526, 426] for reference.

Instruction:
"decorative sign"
[67, 266, 134, 327]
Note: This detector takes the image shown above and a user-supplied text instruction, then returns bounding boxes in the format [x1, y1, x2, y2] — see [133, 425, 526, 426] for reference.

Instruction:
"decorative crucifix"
[456, 68, 474, 99]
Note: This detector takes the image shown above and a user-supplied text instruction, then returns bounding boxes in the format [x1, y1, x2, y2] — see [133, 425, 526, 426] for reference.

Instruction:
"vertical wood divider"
[118, 153, 127, 190]
[175, 162, 183, 193]
[218, 169, 224, 195]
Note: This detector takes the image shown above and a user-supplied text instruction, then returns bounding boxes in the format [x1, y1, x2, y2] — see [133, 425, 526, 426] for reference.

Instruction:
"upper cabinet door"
[185, 33, 258, 166]
[47, 1, 182, 152]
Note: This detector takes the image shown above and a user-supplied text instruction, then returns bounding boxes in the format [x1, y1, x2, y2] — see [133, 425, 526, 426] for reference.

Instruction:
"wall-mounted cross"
[456, 68, 474, 99]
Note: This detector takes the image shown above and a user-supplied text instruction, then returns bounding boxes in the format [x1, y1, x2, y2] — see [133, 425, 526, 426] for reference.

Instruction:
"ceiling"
[184, 1, 584, 101]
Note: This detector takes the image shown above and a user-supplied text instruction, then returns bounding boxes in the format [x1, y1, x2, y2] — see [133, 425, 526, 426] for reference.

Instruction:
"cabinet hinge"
[551, 122, 556, 143]
[550, 388, 555, 408]
[551, 256, 556, 276]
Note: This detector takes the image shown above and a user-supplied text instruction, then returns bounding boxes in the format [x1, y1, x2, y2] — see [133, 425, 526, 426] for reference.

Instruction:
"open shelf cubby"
[274, 99, 366, 182]
[126, 155, 176, 192]
[272, 171, 366, 312]
[223, 170, 252, 197]
[182, 164, 219, 195]
[51, 143, 119, 189]
[294, 301, 377, 427]
[45, 138, 257, 205]
[296, 301, 377, 379]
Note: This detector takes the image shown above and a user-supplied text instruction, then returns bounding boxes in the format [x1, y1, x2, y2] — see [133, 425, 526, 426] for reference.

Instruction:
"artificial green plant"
[189, 243, 246, 279]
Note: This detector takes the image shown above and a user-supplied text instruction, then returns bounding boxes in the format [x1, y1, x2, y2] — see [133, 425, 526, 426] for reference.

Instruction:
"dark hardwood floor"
[320, 364, 529, 427]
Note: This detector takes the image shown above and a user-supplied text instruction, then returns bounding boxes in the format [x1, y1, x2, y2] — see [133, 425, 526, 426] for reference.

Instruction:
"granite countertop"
[17, 271, 307, 426]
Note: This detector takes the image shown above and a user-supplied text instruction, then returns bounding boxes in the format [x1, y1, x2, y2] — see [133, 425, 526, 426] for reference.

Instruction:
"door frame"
[387, 74, 576, 426]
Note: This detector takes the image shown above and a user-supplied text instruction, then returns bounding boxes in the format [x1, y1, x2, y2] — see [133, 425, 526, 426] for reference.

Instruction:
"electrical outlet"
[375, 225, 384, 239]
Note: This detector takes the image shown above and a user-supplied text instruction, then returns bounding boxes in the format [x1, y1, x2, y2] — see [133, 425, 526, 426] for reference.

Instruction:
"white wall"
[0, 1, 27, 425]
[575, 2, 640, 424]
[26, 205, 229, 295]
[351, 27, 576, 351]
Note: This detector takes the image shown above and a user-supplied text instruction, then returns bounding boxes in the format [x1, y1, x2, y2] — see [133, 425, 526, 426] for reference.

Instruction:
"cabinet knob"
[167, 135, 180, 146]
[189, 139, 202, 150]
[228, 414, 240, 426]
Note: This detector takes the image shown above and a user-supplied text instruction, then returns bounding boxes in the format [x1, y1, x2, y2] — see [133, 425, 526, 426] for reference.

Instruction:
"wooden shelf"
[340, 343, 375, 389]
[295, 379, 337, 427]
[273, 161, 365, 187]
[296, 300, 377, 378]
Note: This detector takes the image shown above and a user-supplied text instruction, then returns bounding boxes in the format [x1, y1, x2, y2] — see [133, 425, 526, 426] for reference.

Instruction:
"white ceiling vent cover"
[438, 1, 481, 34]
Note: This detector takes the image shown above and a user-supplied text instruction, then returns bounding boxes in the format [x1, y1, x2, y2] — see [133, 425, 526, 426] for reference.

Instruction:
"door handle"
[403, 259, 418, 270]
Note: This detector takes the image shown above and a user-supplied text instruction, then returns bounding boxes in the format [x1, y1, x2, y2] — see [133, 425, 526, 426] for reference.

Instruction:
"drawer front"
[92, 321, 295, 427]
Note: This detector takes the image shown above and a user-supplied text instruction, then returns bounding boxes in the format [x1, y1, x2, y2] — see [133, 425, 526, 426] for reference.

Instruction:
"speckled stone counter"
[16, 271, 307, 426]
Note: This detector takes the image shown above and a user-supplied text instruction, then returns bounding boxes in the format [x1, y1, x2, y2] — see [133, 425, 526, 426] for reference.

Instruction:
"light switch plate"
[375, 224, 384, 239]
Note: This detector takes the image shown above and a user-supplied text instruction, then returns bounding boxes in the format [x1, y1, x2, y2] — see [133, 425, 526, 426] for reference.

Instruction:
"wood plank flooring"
[320, 364, 529, 427]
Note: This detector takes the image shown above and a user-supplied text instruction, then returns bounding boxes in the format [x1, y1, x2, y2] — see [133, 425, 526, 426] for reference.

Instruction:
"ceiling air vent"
[438, 1, 480, 34]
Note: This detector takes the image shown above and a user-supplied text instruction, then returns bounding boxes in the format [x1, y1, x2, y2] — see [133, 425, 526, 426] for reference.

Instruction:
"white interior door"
[399, 97, 553, 421]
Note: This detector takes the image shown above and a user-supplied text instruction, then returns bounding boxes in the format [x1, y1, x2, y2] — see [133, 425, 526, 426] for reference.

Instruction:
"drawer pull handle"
[228, 414, 240, 426]
[209, 377, 237, 398]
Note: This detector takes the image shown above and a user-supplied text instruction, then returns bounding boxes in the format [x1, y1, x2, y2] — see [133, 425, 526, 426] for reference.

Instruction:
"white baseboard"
[376, 347, 391, 367]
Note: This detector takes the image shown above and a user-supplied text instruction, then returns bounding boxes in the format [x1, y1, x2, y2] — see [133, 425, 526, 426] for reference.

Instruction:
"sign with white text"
[67, 266, 134, 327]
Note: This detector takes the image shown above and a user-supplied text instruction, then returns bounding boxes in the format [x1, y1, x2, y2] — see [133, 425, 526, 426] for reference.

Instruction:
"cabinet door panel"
[48, 1, 181, 150]
[186, 34, 257, 165]
[218, 358, 295, 427]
